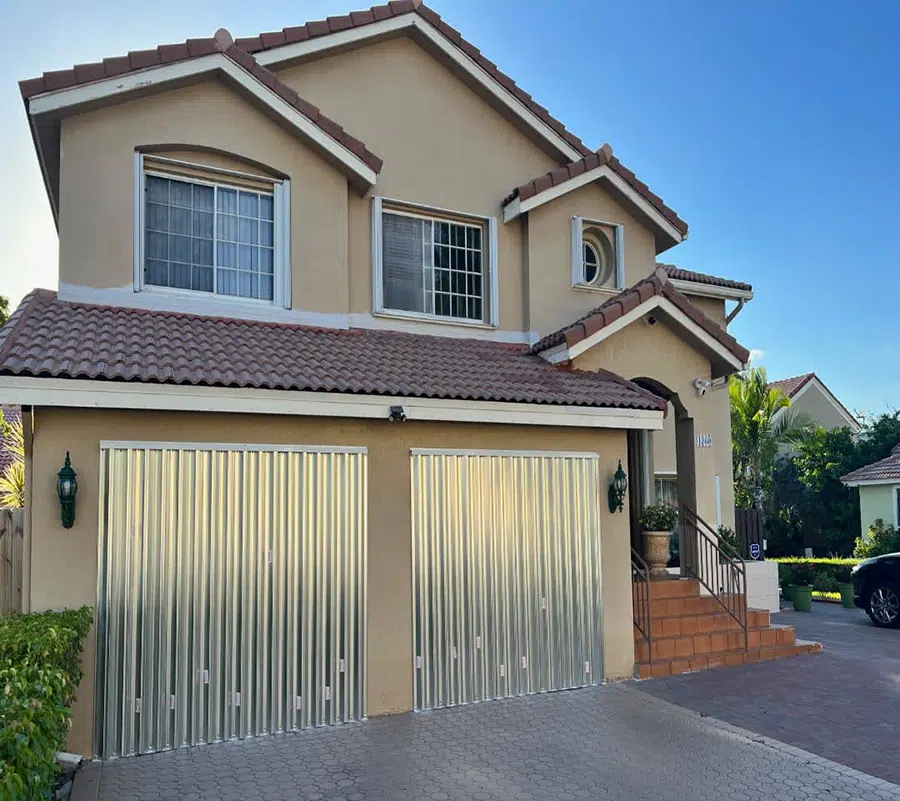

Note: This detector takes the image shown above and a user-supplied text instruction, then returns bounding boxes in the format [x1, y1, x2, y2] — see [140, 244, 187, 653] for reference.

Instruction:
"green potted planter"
[792, 585, 813, 612]
[791, 564, 814, 612]
[782, 584, 796, 604]
[838, 583, 855, 608]
[836, 566, 855, 609]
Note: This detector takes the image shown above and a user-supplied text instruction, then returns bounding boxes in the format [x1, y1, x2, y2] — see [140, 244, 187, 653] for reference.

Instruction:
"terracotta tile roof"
[767, 373, 816, 399]
[503, 145, 688, 237]
[237, 0, 594, 160]
[19, 29, 383, 175]
[530, 267, 750, 364]
[0, 291, 665, 413]
[658, 264, 752, 293]
[842, 444, 900, 484]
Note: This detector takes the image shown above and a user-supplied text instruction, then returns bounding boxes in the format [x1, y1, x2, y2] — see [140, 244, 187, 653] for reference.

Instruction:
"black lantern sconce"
[607, 460, 627, 513]
[57, 452, 78, 529]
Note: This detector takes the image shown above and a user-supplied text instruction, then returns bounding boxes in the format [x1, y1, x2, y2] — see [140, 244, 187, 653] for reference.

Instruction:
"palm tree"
[730, 366, 813, 509]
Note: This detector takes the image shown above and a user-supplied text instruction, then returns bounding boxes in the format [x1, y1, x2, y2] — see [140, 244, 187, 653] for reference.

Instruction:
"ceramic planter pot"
[792, 585, 813, 612]
[643, 530, 672, 579]
[838, 582, 855, 609]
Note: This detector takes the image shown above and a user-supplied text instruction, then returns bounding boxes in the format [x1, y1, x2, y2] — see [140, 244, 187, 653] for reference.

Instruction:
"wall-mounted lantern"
[607, 460, 627, 513]
[57, 452, 78, 529]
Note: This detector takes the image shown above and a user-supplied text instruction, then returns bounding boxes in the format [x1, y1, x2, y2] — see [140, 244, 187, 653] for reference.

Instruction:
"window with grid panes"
[381, 210, 486, 322]
[144, 174, 276, 301]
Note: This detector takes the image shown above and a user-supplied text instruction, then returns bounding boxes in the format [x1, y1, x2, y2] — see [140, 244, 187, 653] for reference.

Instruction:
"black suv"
[852, 552, 900, 627]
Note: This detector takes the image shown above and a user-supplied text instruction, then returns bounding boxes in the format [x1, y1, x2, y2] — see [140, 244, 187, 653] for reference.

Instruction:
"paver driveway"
[637, 602, 900, 785]
[90, 681, 899, 801]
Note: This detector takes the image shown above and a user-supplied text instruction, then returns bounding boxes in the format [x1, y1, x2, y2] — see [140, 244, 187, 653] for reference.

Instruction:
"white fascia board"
[27, 55, 376, 187]
[789, 376, 861, 433]
[0, 376, 664, 431]
[502, 164, 685, 245]
[555, 295, 745, 371]
[842, 477, 900, 488]
[669, 278, 754, 302]
[256, 15, 584, 164]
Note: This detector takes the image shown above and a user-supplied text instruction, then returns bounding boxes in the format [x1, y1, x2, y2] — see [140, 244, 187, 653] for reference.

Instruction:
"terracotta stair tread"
[636, 640, 822, 679]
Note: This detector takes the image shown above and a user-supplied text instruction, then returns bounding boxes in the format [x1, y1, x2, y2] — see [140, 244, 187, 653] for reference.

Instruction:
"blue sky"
[1, 0, 897, 414]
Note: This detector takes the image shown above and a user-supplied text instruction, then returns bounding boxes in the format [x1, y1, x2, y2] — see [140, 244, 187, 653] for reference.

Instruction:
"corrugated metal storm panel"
[95, 443, 367, 759]
[411, 449, 603, 711]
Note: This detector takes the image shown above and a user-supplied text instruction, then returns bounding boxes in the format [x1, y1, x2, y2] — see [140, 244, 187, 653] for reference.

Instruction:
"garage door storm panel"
[95, 444, 367, 759]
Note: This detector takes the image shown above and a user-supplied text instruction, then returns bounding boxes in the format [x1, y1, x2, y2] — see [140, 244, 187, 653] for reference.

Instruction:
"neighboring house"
[0, 1, 810, 759]
[768, 373, 861, 435]
[841, 442, 900, 532]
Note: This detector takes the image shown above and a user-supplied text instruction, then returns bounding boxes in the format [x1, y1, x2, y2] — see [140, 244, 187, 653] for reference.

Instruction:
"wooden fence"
[735, 507, 765, 560]
[0, 508, 24, 616]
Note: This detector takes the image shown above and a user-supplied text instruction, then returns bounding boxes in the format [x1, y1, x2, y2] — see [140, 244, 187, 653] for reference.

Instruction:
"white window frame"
[894, 486, 900, 531]
[570, 216, 624, 292]
[133, 153, 291, 309]
[372, 196, 499, 328]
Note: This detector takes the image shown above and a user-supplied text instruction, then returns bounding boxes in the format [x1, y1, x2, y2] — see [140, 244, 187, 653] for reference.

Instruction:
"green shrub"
[853, 519, 900, 560]
[813, 572, 840, 593]
[638, 504, 678, 532]
[0, 607, 93, 801]
[774, 557, 860, 589]
[717, 525, 742, 558]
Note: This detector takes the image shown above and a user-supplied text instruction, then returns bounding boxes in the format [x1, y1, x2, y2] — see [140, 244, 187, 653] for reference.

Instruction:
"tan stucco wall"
[687, 295, 727, 328]
[29, 407, 633, 756]
[58, 80, 350, 313]
[574, 318, 735, 530]
[525, 181, 657, 335]
[277, 37, 561, 331]
[789, 384, 854, 431]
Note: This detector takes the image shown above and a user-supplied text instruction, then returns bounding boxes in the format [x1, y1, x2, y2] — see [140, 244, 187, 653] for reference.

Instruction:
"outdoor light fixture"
[607, 460, 627, 513]
[388, 405, 407, 423]
[57, 452, 78, 529]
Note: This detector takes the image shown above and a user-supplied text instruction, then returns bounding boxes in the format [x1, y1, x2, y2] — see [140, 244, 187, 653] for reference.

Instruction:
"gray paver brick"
[89, 678, 900, 801]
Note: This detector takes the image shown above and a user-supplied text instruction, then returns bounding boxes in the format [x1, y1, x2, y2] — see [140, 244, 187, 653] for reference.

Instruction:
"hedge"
[774, 558, 860, 591]
[0, 607, 93, 801]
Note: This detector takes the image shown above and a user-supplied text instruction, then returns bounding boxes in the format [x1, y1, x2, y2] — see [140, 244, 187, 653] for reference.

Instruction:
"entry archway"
[630, 377, 697, 576]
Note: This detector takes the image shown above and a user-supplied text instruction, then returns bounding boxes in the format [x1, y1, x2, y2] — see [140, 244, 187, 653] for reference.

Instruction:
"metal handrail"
[681, 505, 749, 650]
[631, 547, 653, 665]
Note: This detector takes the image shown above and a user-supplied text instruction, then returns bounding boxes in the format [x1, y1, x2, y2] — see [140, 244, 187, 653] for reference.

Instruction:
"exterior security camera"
[647, 315, 658, 326]
[388, 405, 407, 423]
[694, 378, 711, 397]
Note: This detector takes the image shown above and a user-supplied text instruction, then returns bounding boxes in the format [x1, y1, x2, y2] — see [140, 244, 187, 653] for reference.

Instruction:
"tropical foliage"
[0, 607, 93, 801]
[763, 412, 900, 556]
[0, 296, 8, 328]
[0, 410, 24, 509]
[853, 519, 900, 560]
[730, 367, 814, 508]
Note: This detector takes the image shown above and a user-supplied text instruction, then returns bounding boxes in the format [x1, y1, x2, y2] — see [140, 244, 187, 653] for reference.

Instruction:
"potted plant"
[836, 565, 855, 609]
[717, 525, 742, 560]
[791, 563, 814, 612]
[778, 563, 796, 604]
[638, 504, 679, 578]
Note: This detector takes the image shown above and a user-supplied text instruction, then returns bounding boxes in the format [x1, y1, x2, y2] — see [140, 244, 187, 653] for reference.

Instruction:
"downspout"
[726, 298, 746, 325]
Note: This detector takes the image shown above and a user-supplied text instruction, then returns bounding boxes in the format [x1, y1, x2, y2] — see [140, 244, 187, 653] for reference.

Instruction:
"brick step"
[637, 595, 748, 618]
[645, 579, 702, 600]
[634, 609, 771, 639]
[635, 624, 797, 662]
[636, 639, 822, 679]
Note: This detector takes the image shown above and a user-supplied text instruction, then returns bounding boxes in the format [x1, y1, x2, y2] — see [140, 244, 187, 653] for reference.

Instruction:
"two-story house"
[0, 1, 815, 760]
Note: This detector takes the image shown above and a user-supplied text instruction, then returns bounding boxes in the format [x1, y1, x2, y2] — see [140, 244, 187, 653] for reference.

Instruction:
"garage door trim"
[100, 440, 367, 454]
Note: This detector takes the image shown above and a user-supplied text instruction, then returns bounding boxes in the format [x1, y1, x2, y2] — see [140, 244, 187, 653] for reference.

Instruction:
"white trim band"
[669, 278, 754, 302]
[410, 448, 599, 458]
[0, 376, 664, 430]
[100, 441, 367, 454]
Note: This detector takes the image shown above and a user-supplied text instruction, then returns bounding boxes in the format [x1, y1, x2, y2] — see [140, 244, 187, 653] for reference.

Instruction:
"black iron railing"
[681, 505, 748, 649]
[631, 547, 653, 664]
